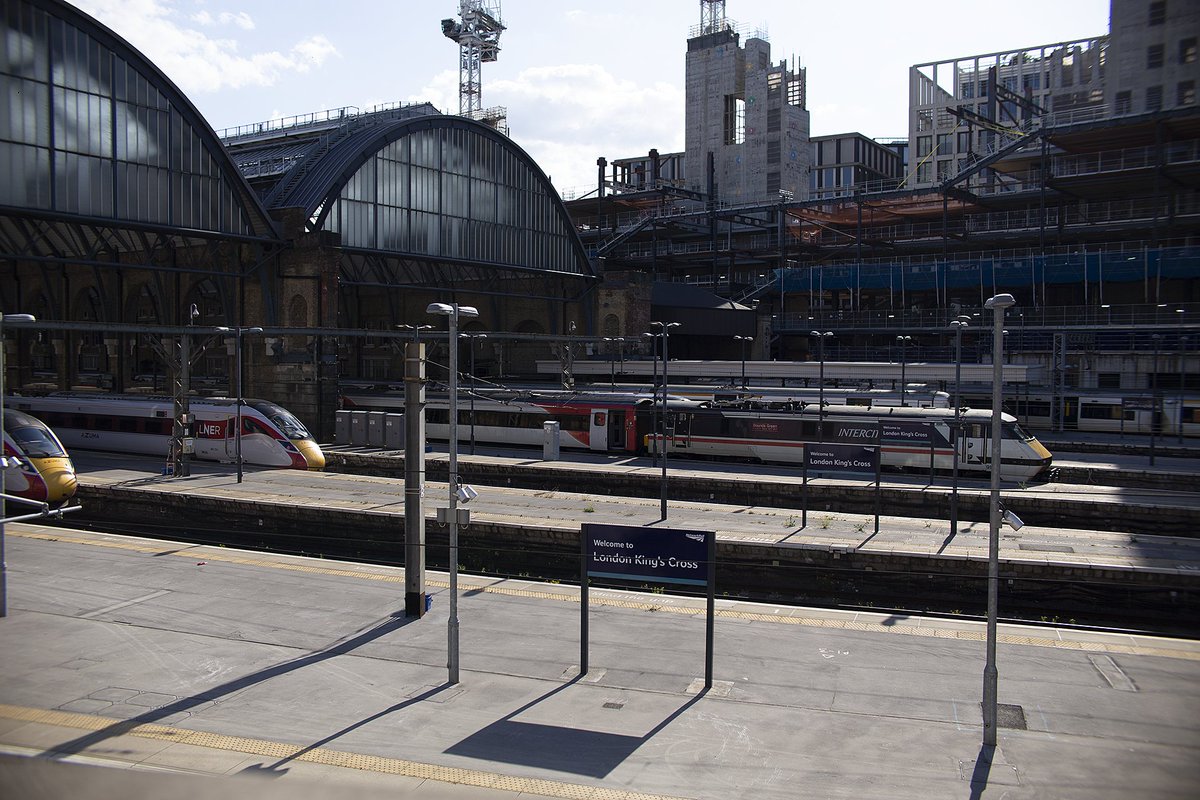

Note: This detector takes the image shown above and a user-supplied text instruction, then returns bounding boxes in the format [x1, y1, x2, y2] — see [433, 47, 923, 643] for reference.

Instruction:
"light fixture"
[456, 484, 479, 504]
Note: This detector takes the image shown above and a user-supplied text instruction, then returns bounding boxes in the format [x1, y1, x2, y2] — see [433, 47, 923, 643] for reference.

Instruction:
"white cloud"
[219, 11, 255, 30]
[77, 0, 336, 93]
[491, 64, 684, 192]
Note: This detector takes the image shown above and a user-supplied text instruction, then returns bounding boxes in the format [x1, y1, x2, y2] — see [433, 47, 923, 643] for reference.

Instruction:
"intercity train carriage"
[345, 388, 1052, 482]
[10, 393, 325, 471]
[962, 390, 1200, 438]
[2, 408, 78, 505]
[662, 403, 1052, 482]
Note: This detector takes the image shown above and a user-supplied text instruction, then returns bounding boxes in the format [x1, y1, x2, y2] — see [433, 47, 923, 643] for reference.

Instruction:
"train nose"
[296, 439, 325, 470]
[39, 458, 79, 505]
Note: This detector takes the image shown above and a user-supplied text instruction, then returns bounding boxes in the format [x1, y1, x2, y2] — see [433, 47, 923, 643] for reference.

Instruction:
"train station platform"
[60, 450, 1200, 576]
[1, 523, 1198, 799]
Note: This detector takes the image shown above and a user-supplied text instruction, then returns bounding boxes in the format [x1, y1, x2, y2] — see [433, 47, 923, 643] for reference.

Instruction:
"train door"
[223, 413, 240, 461]
[671, 412, 691, 449]
[589, 409, 610, 451]
[963, 422, 988, 467]
[606, 410, 628, 451]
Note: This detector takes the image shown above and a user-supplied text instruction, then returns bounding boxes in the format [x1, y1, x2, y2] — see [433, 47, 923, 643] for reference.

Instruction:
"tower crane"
[441, 1, 507, 132]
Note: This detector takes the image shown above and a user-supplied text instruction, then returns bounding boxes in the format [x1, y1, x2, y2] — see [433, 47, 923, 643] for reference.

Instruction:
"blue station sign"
[582, 523, 713, 586]
[804, 442, 880, 474]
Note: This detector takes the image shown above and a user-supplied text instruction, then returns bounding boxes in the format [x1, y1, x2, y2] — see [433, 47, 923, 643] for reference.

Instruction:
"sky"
[74, 0, 1112, 196]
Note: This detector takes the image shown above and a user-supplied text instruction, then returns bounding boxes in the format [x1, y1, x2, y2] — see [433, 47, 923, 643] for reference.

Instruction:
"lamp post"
[459, 332, 487, 454]
[1180, 335, 1188, 444]
[1151, 333, 1161, 466]
[733, 335, 753, 388]
[650, 321, 681, 520]
[215, 326, 263, 483]
[642, 332, 660, 465]
[809, 331, 833, 441]
[603, 337, 623, 387]
[427, 302, 479, 685]
[949, 316, 970, 536]
[982, 292, 1015, 747]
[1, 313, 36, 618]
[896, 335, 913, 406]
[398, 323, 432, 344]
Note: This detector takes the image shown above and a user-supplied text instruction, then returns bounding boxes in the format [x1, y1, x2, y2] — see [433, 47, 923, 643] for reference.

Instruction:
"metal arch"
[25, 0, 280, 241]
[274, 115, 594, 279]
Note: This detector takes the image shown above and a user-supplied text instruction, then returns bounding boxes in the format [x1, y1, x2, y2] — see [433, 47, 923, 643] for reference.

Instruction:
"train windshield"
[10, 426, 68, 458]
[250, 402, 311, 440]
[1003, 421, 1036, 442]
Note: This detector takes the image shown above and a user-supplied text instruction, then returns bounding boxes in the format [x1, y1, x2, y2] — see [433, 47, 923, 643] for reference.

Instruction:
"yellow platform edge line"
[0, 703, 691, 800]
[12, 527, 1199, 662]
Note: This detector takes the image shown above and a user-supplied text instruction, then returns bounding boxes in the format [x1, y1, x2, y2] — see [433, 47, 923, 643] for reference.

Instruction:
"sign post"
[804, 425, 882, 534]
[581, 523, 716, 689]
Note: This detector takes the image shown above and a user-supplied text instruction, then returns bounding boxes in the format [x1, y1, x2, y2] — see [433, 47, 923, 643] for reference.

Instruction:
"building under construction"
[569, 0, 1199, 411]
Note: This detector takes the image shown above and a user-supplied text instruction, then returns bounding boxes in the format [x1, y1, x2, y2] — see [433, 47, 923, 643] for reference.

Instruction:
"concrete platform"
[1, 523, 1198, 799]
[66, 450, 1200, 575]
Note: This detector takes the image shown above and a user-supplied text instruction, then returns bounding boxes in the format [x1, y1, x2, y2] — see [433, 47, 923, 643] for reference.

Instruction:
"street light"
[1, 313, 36, 618]
[896, 335, 913, 406]
[1180, 335, 1188, 444]
[398, 323, 432, 343]
[426, 301, 479, 685]
[603, 337, 624, 387]
[1151, 333, 1161, 466]
[982, 292, 1015, 747]
[642, 332, 661, 465]
[949, 316, 970, 536]
[215, 326, 264, 484]
[459, 332, 487, 455]
[649, 321, 681, 520]
[733, 335, 753, 388]
[809, 331, 833, 441]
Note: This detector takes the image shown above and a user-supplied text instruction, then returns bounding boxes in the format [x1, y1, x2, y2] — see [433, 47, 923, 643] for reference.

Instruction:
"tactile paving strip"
[13, 527, 1200, 661]
[0, 703, 690, 800]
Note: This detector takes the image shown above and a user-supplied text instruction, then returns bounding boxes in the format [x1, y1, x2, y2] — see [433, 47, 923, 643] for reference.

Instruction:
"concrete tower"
[683, 4, 810, 203]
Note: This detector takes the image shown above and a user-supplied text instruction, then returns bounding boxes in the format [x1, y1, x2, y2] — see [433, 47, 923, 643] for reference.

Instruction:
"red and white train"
[9, 393, 325, 471]
[343, 389, 1053, 482]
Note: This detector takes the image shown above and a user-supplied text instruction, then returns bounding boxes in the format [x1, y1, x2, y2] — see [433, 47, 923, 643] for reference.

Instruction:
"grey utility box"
[367, 411, 387, 447]
[350, 411, 369, 446]
[334, 410, 351, 444]
[542, 420, 561, 460]
[384, 413, 405, 449]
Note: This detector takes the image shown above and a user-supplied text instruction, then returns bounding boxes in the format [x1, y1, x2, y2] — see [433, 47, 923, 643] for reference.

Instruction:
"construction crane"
[700, 0, 727, 35]
[441, 1, 506, 131]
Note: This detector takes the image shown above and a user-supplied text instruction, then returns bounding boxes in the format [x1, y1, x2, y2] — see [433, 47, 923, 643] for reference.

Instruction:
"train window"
[1080, 404, 1121, 420]
[1016, 402, 1051, 417]
[119, 417, 138, 432]
[1003, 421, 1035, 441]
[93, 416, 112, 431]
[10, 427, 66, 458]
[71, 414, 87, 429]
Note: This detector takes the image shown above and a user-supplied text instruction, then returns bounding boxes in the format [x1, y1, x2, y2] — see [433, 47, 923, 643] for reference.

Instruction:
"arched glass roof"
[260, 115, 593, 278]
[0, 0, 277, 240]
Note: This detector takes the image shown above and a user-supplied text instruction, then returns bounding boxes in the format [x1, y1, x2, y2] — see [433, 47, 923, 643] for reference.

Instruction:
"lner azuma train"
[3, 408, 78, 505]
[344, 389, 1052, 482]
[10, 393, 325, 471]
